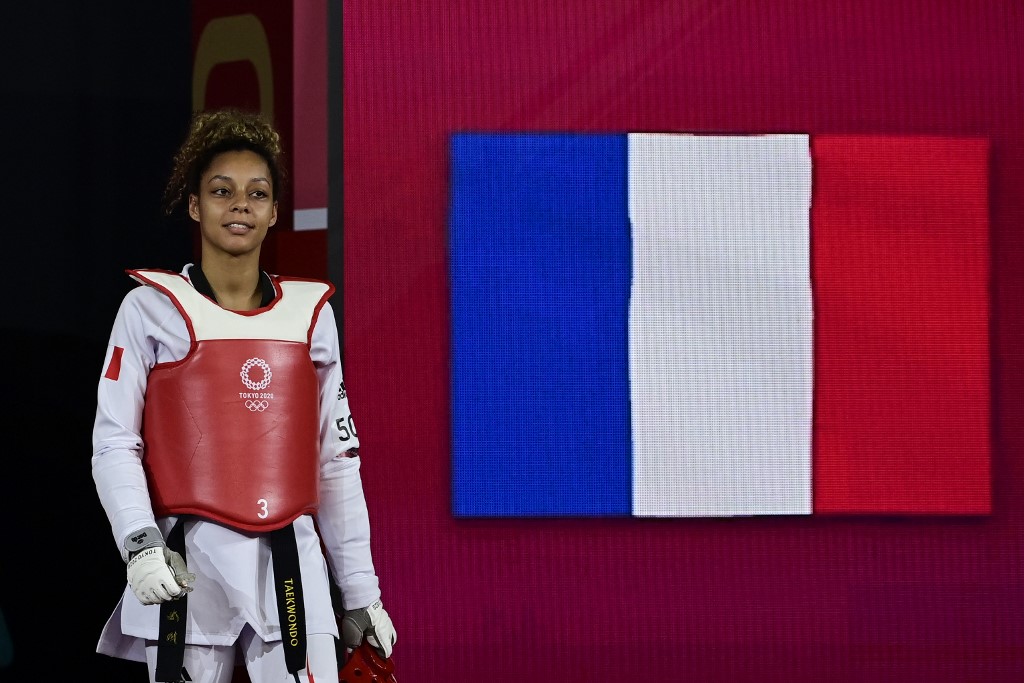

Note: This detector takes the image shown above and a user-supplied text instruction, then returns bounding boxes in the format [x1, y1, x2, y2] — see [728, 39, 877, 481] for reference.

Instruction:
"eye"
[211, 187, 231, 197]
[251, 189, 270, 200]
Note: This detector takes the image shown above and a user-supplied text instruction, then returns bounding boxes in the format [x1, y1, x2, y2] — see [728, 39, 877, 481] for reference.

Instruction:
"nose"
[232, 195, 250, 212]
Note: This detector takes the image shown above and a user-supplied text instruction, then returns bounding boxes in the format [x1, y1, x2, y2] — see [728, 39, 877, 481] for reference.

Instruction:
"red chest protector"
[130, 268, 335, 532]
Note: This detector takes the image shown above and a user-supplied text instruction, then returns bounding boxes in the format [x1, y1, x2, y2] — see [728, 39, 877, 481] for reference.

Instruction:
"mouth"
[224, 221, 255, 235]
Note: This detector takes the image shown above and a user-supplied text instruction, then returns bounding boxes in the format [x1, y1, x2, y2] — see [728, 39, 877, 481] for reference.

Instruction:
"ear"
[269, 201, 278, 228]
[188, 194, 200, 223]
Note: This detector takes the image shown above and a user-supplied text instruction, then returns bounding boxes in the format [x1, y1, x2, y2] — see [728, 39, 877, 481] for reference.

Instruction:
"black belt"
[154, 519, 187, 682]
[271, 523, 307, 674]
[153, 519, 308, 681]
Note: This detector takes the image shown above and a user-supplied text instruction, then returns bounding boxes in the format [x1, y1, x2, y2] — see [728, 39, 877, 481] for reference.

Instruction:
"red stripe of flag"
[104, 346, 124, 381]
[811, 135, 990, 514]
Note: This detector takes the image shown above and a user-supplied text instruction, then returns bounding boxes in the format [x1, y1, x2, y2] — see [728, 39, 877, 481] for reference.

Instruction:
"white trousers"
[144, 628, 338, 683]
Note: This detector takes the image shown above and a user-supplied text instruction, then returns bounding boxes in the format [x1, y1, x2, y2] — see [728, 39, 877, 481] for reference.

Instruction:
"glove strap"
[155, 519, 188, 683]
[124, 526, 164, 559]
[271, 523, 307, 674]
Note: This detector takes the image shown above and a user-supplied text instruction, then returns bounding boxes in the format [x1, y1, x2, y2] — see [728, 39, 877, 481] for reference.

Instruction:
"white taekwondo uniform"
[92, 264, 380, 663]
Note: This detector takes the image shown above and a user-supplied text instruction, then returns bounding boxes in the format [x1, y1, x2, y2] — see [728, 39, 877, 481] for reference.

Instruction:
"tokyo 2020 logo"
[240, 358, 272, 411]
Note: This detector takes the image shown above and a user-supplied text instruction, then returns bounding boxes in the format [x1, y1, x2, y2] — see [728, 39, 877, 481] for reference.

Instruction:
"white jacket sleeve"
[92, 287, 192, 561]
[311, 303, 382, 610]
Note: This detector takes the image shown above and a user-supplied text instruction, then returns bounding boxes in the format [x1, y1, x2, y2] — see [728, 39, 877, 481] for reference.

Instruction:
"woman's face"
[188, 149, 278, 259]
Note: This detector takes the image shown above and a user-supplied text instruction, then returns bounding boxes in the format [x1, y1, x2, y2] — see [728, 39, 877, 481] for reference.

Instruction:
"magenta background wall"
[341, 1, 1024, 680]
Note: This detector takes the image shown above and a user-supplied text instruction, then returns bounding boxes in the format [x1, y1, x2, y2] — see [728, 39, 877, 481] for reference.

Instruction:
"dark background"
[1, 3, 192, 677]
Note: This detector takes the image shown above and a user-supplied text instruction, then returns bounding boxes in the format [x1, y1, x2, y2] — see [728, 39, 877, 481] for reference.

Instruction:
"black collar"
[189, 264, 276, 308]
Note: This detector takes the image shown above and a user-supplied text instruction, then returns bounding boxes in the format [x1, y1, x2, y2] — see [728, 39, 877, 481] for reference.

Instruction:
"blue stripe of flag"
[449, 133, 633, 516]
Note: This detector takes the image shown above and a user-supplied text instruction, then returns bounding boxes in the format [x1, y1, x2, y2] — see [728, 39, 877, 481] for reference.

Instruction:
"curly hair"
[162, 108, 287, 216]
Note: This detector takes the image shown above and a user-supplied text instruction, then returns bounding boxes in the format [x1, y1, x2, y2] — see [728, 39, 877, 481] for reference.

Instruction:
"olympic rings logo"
[245, 400, 270, 412]
[240, 358, 272, 391]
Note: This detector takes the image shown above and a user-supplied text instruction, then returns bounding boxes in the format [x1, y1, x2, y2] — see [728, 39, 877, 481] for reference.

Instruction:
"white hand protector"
[126, 546, 196, 605]
[341, 600, 397, 658]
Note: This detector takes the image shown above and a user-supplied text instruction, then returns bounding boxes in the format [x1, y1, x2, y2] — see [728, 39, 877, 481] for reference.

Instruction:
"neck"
[197, 254, 263, 311]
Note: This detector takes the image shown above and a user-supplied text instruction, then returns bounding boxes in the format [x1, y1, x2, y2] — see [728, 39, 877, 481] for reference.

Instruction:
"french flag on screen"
[448, 132, 990, 518]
